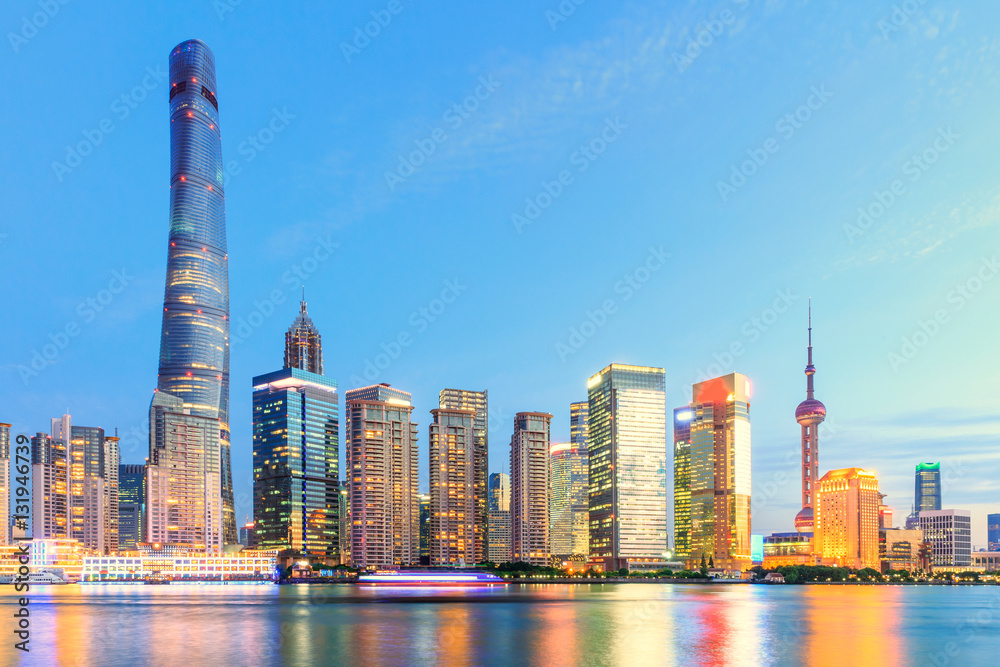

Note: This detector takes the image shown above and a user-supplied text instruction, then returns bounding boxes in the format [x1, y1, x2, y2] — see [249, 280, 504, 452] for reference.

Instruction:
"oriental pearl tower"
[794, 301, 826, 533]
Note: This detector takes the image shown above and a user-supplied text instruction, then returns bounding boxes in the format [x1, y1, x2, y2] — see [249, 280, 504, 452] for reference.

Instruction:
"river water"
[2, 583, 998, 666]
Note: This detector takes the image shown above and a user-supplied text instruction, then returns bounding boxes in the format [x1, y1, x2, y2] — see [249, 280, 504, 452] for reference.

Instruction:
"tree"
[708, 556, 715, 569]
[699, 554, 708, 577]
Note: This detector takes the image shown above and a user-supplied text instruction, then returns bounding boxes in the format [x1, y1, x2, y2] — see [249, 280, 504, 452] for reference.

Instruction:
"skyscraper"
[488, 472, 512, 563]
[0, 423, 9, 546]
[570, 401, 589, 449]
[147, 391, 224, 551]
[918, 509, 971, 567]
[510, 412, 552, 566]
[345, 384, 419, 569]
[688, 373, 752, 571]
[549, 442, 588, 558]
[672, 407, 693, 560]
[988, 513, 1000, 552]
[155, 39, 235, 544]
[31, 432, 68, 539]
[795, 303, 826, 533]
[915, 463, 942, 512]
[118, 464, 146, 550]
[428, 408, 476, 566]
[252, 299, 339, 561]
[588, 364, 668, 572]
[285, 292, 324, 374]
[418, 493, 431, 565]
[438, 389, 489, 563]
[814, 468, 880, 570]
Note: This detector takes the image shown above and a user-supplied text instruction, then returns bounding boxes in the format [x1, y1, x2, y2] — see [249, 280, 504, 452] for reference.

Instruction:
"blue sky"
[2, 0, 998, 544]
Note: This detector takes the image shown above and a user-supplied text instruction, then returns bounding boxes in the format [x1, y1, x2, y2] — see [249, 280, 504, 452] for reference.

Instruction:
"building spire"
[805, 298, 815, 400]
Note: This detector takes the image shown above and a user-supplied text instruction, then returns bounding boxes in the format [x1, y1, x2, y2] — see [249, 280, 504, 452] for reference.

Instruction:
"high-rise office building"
[919, 509, 971, 567]
[428, 408, 476, 566]
[339, 483, 351, 566]
[31, 432, 68, 539]
[549, 442, 588, 558]
[238, 520, 256, 548]
[345, 384, 419, 569]
[687, 373, 752, 571]
[118, 464, 146, 550]
[510, 412, 552, 566]
[253, 303, 339, 562]
[988, 513, 1000, 552]
[588, 364, 668, 571]
[915, 463, 942, 512]
[794, 304, 826, 533]
[147, 391, 224, 552]
[418, 493, 431, 565]
[103, 437, 120, 554]
[570, 401, 589, 449]
[672, 407, 693, 560]
[488, 472, 512, 563]
[155, 39, 235, 544]
[438, 389, 489, 564]
[814, 468, 880, 570]
[0, 423, 9, 545]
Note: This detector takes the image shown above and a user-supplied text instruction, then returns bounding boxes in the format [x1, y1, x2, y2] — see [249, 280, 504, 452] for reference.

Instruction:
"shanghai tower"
[155, 39, 236, 544]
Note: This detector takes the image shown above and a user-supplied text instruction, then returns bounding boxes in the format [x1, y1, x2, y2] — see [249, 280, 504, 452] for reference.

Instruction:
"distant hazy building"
[439, 389, 489, 564]
[346, 384, 419, 569]
[510, 412, 552, 566]
[429, 408, 476, 566]
[988, 513, 1000, 552]
[419, 494, 431, 565]
[252, 364, 340, 561]
[814, 468, 880, 570]
[0, 424, 9, 546]
[672, 407, 693, 560]
[118, 463, 147, 551]
[688, 373, 752, 571]
[549, 442, 588, 558]
[238, 520, 256, 548]
[488, 472, 512, 563]
[147, 392, 224, 552]
[919, 509, 971, 567]
[588, 364, 668, 571]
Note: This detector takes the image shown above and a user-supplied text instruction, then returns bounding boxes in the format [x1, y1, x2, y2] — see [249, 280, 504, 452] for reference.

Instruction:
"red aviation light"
[207, 185, 213, 191]
[180, 176, 186, 181]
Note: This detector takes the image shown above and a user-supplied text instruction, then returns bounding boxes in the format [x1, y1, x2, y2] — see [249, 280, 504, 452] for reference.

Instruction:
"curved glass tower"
[156, 39, 235, 544]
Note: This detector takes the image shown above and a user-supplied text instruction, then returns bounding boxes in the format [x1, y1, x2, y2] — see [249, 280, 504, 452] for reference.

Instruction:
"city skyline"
[3, 3, 1000, 547]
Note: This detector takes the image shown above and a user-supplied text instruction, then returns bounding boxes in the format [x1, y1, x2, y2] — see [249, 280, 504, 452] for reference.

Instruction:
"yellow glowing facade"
[510, 412, 552, 566]
[428, 408, 476, 566]
[814, 468, 880, 569]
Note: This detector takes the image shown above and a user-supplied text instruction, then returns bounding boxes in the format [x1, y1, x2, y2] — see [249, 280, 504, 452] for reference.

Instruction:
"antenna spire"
[805, 299, 815, 400]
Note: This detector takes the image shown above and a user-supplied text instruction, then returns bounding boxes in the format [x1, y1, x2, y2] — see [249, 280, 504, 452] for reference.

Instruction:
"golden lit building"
[510, 412, 552, 566]
[814, 468, 880, 569]
[879, 528, 925, 571]
[762, 532, 815, 568]
[428, 408, 476, 566]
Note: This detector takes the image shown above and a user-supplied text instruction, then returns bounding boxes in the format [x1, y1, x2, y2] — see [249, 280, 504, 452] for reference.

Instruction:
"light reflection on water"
[4, 583, 1000, 666]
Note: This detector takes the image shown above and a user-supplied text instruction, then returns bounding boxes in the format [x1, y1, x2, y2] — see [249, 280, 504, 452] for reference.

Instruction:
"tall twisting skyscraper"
[795, 302, 826, 533]
[155, 39, 235, 544]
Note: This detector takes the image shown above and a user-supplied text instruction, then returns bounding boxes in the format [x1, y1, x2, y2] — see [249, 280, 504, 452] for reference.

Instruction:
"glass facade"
[587, 364, 667, 571]
[438, 389, 489, 563]
[118, 464, 146, 550]
[688, 373, 752, 570]
[914, 463, 942, 513]
[988, 513, 1000, 552]
[156, 40, 234, 544]
[549, 442, 588, 558]
[672, 407, 693, 559]
[285, 296, 324, 374]
[252, 367, 339, 560]
[428, 408, 476, 566]
[570, 401, 589, 450]
[487, 472, 511, 563]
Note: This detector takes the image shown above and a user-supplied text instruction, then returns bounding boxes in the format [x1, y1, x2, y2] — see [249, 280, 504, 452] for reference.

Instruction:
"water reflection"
[3, 583, 996, 666]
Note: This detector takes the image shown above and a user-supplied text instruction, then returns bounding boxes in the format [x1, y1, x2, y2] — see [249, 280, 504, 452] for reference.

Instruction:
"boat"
[358, 570, 507, 586]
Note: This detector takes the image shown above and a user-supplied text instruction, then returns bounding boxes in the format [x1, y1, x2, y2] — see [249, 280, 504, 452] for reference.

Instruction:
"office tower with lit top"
[428, 408, 476, 566]
[510, 412, 552, 566]
[549, 442, 588, 558]
[346, 384, 419, 569]
[252, 298, 339, 561]
[814, 468, 880, 569]
[906, 463, 942, 528]
[488, 472, 512, 563]
[672, 407, 693, 560]
[155, 39, 235, 544]
[588, 364, 668, 571]
[438, 389, 488, 563]
[118, 464, 146, 550]
[795, 303, 825, 533]
[688, 373, 752, 571]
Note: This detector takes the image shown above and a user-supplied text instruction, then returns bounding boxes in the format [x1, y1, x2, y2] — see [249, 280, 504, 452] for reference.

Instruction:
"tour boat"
[358, 570, 507, 586]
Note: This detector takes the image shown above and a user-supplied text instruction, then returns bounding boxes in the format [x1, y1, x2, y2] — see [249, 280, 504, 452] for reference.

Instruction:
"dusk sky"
[2, 0, 998, 543]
